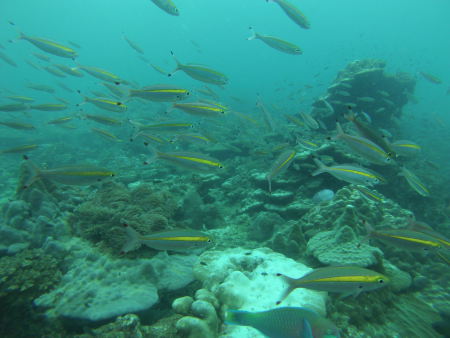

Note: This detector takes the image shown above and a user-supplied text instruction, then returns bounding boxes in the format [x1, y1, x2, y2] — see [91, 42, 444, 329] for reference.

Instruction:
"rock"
[172, 296, 194, 315]
[307, 225, 383, 267]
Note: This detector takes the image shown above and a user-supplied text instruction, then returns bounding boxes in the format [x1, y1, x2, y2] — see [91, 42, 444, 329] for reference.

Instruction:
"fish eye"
[207, 239, 212, 243]
[219, 165, 224, 169]
[378, 279, 384, 284]
[358, 285, 363, 289]
[117, 102, 122, 106]
[186, 92, 190, 96]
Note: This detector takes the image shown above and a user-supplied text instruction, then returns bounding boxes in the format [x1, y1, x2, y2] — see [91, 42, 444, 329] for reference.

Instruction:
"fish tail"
[120, 223, 142, 254]
[336, 121, 345, 138]
[344, 108, 355, 122]
[168, 51, 181, 77]
[275, 273, 298, 305]
[312, 158, 328, 176]
[22, 157, 41, 189]
[247, 27, 257, 40]
[362, 219, 375, 235]
[143, 146, 158, 166]
[225, 310, 248, 326]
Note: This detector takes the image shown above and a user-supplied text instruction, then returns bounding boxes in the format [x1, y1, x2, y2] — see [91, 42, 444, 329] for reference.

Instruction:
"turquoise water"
[1, 0, 450, 337]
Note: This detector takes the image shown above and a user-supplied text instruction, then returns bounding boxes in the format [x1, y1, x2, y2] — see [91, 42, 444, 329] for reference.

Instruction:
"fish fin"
[22, 157, 41, 189]
[336, 122, 345, 138]
[275, 273, 298, 305]
[302, 318, 314, 338]
[168, 51, 181, 77]
[312, 158, 327, 176]
[120, 223, 142, 254]
[267, 176, 272, 193]
[247, 27, 257, 40]
[344, 108, 355, 122]
[225, 310, 248, 326]
[143, 146, 158, 166]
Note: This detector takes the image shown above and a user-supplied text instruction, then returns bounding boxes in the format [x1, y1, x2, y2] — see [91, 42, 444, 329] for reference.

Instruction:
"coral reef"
[35, 237, 197, 323]
[70, 181, 178, 253]
[311, 58, 416, 129]
[307, 225, 384, 267]
[0, 249, 62, 336]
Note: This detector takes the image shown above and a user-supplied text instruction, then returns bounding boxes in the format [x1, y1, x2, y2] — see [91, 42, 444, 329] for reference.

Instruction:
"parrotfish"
[225, 307, 340, 338]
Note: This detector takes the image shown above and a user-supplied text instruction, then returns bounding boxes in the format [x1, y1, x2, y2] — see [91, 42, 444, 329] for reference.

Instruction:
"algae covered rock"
[307, 225, 383, 267]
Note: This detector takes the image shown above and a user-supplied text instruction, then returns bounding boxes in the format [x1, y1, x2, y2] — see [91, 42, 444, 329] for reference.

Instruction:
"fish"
[169, 52, 228, 86]
[147, 151, 224, 171]
[84, 114, 122, 126]
[121, 224, 212, 253]
[353, 185, 385, 203]
[172, 102, 226, 117]
[284, 114, 305, 127]
[399, 167, 430, 197]
[299, 112, 319, 130]
[102, 82, 126, 98]
[29, 103, 68, 111]
[296, 138, 320, 151]
[171, 133, 212, 145]
[0, 103, 28, 112]
[122, 34, 144, 54]
[48, 116, 74, 125]
[26, 83, 55, 93]
[364, 221, 444, 252]
[266, 149, 296, 193]
[91, 127, 122, 142]
[408, 219, 450, 250]
[225, 307, 340, 338]
[357, 96, 375, 103]
[77, 64, 122, 85]
[68, 41, 81, 49]
[54, 96, 70, 105]
[335, 122, 394, 165]
[25, 59, 41, 70]
[256, 98, 275, 132]
[53, 64, 84, 77]
[137, 133, 167, 144]
[150, 0, 179, 16]
[336, 90, 351, 97]
[312, 159, 384, 186]
[389, 140, 421, 157]
[0, 121, 36, 130]
[0, 51, 17, 67]
[0, 144, 38, 155]
[345, 110, 394, 155]
[5, 95, 35, 103]
[32, 52, 51, 62]
[129, 120, 194, 134]
[196, 86, 218, 99]
[129, 84, 190, 102]
[247, 27, 302, 55]
[81, 96, 127, 112]
[42, 65, 67, 78]
[23, 161, 115, 188]
[276, 266, 388, 304]
[377, 90, 390, 97]
[150, 63, 169, 75]
[419, 71, 442, 84]
[268, 0, 311, 29]
[56, 81, 74, 93]
[19, 32, 77, 59]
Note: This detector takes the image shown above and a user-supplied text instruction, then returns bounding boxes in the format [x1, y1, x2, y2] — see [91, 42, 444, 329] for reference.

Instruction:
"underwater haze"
[1, 0, 450, 337]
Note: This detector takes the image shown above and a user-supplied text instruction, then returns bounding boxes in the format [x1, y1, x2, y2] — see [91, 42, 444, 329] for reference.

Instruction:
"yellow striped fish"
[121, 224, 212, 253]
